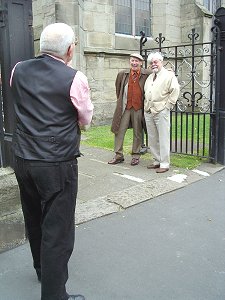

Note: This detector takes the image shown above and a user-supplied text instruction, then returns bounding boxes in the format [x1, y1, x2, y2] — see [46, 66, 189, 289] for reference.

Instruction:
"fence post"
[0, 78, 6, 167]
[0, 0, 34, 167]
[214, 7, 225, 165]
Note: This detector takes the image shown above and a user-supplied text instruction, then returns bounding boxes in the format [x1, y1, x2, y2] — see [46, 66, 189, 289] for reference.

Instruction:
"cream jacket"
[144, 67, 180, 115]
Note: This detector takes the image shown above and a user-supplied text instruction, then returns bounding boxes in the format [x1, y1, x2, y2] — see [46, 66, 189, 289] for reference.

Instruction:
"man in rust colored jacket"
[108, 53, 150, 166]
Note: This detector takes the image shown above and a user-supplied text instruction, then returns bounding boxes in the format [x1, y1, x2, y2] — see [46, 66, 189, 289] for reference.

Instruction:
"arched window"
[115, 0, 151, 37]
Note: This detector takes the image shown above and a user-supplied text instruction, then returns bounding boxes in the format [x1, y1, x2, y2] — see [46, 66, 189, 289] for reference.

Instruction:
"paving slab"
[0, 145, 224, 252]
[0, 168, 225, 300]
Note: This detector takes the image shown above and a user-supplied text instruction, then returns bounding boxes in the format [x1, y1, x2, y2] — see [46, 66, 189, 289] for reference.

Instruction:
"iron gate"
[140, 8, 225, 164]
[0, 0, 33, 167]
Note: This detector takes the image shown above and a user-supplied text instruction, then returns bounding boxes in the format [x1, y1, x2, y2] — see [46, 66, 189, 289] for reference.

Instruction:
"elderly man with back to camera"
[10, 23, 93, 300]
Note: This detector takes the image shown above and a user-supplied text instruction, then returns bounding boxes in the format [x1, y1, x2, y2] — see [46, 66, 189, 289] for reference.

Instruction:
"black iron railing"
[140, 28, 218, 162]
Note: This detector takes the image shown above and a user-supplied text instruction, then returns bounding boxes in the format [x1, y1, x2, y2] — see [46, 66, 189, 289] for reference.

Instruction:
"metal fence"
[140, 28, 217, 162]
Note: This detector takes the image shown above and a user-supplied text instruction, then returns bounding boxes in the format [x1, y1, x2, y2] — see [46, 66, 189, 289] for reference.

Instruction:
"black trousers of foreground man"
[14, 157, 78, 300]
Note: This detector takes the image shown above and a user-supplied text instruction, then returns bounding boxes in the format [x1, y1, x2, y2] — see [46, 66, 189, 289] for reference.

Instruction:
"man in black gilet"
[10, 23, 93, 300]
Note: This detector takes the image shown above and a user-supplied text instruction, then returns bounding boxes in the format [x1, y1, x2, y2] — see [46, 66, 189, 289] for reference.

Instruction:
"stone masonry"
[31, 0, 224, 126]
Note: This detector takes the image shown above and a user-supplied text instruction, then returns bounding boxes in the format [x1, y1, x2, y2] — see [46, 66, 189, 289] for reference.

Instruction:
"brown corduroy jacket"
[111, 68, 151, 134]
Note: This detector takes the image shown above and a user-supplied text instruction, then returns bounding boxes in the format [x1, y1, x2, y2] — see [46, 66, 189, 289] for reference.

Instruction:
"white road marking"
[192, 169, 210, 177]
[89, 158, 130, 169]
[167, 174, 187, 183]
[89, 158, 109, 164]
[79, 172, 95, 178]
[113, 172, 145, 183]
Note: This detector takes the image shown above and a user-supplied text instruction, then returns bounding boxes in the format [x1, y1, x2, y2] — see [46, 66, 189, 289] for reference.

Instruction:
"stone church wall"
[32, 0, 217, 125]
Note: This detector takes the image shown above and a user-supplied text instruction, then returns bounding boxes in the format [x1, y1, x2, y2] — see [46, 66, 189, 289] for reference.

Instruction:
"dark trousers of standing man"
[14, 156, 78, 300]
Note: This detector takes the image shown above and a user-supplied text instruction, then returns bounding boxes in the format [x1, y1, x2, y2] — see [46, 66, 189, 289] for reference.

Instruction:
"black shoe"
[68, 296, 85, 300]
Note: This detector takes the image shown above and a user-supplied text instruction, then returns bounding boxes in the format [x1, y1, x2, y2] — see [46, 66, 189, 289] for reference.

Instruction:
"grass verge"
[81, 125, 206, 169]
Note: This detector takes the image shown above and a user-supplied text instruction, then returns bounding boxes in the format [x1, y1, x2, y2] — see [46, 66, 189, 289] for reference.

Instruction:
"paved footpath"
[76, 145, 224, 224]
[0, 146, 225, 299]
[1, 145, 223, 230]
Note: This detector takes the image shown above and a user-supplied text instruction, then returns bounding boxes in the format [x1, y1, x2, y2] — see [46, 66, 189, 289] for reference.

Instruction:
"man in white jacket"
[144, 52, 180, 173]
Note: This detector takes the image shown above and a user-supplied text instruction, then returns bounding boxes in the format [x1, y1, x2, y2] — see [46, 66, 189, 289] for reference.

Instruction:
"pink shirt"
[70, 70, 93, 126]
[10, 55, 94, 126]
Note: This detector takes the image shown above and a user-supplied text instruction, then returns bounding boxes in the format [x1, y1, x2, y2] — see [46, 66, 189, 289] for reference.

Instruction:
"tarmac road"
[0, 167, 225, 300]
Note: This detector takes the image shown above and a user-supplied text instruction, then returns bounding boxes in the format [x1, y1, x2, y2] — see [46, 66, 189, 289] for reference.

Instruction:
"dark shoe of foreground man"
[68, 295, 85, 300]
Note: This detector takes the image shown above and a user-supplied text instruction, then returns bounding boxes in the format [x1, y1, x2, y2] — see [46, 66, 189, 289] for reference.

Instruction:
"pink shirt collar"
[43, 53, 65, 64]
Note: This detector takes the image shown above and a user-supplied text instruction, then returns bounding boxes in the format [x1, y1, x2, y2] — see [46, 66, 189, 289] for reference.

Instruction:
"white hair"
[40, 23, 75, 58]
[147, 52, 164, 63]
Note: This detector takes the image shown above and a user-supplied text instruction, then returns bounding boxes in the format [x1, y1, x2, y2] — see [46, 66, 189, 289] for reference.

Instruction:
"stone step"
[0, 168, 21, 217]
[0, 167, 25, 253]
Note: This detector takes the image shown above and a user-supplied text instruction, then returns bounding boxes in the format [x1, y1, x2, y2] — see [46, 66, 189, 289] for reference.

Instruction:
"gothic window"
[115, 0, 151, 36]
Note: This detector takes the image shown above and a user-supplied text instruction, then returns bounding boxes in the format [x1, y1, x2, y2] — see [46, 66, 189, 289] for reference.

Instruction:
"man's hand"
[79, 124, 90, 131]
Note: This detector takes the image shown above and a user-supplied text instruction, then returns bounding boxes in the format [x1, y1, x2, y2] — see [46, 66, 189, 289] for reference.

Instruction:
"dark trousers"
[14, 156, 78, 300]
[114, 108, 143, 159]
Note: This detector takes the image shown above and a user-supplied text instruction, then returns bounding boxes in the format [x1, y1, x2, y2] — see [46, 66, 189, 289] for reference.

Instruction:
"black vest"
[11, 55, 81, 161]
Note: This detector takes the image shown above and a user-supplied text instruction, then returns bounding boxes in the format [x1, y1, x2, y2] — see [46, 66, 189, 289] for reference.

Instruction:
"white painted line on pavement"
[113, 172, 145, 183]
[89, 158, 130, 169]
[192, 169, 210, 176]
[167, 174, 187, 183]
[79, 172, 95, 178]
[89, 158, 108, 164]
